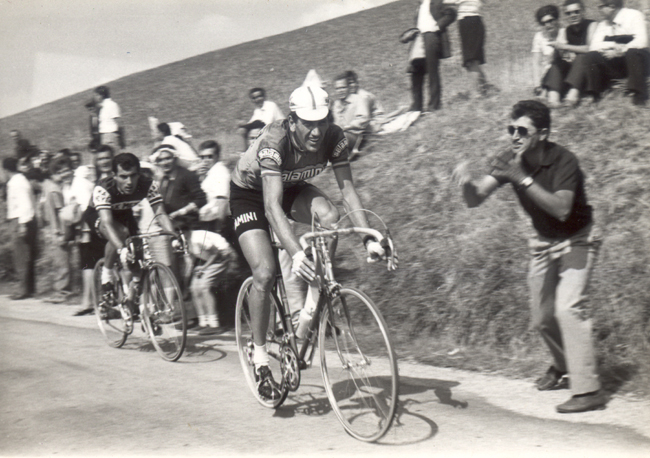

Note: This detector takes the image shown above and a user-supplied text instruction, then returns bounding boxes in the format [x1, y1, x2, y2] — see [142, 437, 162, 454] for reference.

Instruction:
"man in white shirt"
[410, 0, 457, 111]
[569, 0, 649, 106]
[332, 73, 372, 156]
[247, 88, 285, 126]
[346, 71, 385, 133]
[3, 157, 38, 300]
[94, 86, 123, 151]
[196, 140, 231, 230]
[156, 122, 200, 170]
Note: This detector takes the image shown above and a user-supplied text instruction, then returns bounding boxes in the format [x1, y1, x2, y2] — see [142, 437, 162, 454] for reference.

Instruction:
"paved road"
[1, 297, 649, 457]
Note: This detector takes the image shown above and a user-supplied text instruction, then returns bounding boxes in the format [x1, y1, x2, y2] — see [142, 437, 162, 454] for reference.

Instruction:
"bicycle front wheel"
[93, 258, 128, 348]
[319, 287, 399, 442]
[141, 263, 187, 362]
[235, 277, 289, 409]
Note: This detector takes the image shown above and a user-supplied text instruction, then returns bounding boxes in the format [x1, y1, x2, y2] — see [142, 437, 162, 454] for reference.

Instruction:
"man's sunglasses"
[541, 18, 557, 25]
[508, 125, 531, 137]
[565, 9, 581, 16]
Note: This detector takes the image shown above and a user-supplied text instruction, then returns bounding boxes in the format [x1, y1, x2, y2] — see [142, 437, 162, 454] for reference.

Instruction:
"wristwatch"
[519, 176, 534, 189]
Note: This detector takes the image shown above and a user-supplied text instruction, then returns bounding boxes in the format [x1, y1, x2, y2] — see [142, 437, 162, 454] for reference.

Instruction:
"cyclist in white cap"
[230, 85, 386, 400]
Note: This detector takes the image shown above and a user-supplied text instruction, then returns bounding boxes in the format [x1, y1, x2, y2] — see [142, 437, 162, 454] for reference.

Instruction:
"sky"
[0, 0, 396, 118]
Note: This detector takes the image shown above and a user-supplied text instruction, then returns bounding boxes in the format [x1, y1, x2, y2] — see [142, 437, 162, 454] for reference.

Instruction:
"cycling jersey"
[231, 119, 350, 192]
[90, 175, 163, 218]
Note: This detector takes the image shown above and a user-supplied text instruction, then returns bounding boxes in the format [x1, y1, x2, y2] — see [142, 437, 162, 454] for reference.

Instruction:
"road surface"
[0, 297, 649, 457]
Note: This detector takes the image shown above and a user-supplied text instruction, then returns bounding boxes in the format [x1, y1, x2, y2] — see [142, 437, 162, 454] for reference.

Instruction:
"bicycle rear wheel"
[235, 276, 289, 408]
[319, 287, 399, 442]
[141, 263, 187, 362]
[92, 258, 128, 348]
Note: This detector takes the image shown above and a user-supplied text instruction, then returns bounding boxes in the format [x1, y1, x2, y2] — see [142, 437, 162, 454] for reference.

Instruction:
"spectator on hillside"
[452, 100, 606, 414]
[3, 157, 38, 300]
[10, 130, 33, 158]
[443, 0, 491, 96]
[408, 0, 457, 111]
[94, 85, 123, 152]
[332, 73, 371, 158]
[43, 156, 76, 303]
[240, 88, 284, 150]
[196, 140, 231, 232]
[151, 144, 207, 232]
[531, 5, 569, 108]
[240, 120, 266, 150]
[564, 0, 649, 107]
[188, 229, 236, 335]
[548, 0, 597, 107]
[85, 100, 101, 151]
[157, 122, 200, 169]
[345, 71, 386, 133]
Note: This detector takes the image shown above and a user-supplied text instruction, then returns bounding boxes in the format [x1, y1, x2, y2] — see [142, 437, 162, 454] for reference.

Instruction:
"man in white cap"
[230, 85, 387, 400]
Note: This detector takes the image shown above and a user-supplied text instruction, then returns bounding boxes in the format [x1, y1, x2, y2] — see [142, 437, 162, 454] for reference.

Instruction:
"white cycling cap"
[289, 86, 329, 121]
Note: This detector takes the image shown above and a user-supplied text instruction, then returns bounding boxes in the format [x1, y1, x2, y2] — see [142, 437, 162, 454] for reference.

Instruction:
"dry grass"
[1, 0, 649, 395]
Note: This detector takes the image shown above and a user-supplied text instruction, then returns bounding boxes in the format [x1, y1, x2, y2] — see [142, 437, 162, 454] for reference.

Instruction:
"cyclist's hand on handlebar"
[366, 240, 385, 264]
[291, 250, 315, 282]
[119, 246, 134, 267]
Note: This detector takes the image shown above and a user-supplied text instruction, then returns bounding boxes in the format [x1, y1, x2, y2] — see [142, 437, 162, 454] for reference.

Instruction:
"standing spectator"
[443, 0, 491, 95]
[565, 0, 649, 107]
[452, 100, 606, 413]
[44, 156, 76, 303]
[409, 0, 457, 111]
[152, 144, 207, 231]
[531, 5, 566, 107]
[3, 157, 38, 300]
[10, 129, 33, 158]
[196, 140, 231, 231]
[332, 73, 371, 157]
[345, 71, 386, 133]
[188, 229, 236, 335]
[241, 88, 284, 151]
[94, 85, 122, 152]
[157, 122, 200, 169]
[85, 100, 101, 151]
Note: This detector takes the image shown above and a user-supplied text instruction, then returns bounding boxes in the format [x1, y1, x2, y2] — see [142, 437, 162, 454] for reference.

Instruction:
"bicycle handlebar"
[299, 227, 398, 271]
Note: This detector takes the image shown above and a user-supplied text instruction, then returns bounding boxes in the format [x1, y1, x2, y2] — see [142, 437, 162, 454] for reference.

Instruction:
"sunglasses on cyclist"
[508, 125, 532, 137]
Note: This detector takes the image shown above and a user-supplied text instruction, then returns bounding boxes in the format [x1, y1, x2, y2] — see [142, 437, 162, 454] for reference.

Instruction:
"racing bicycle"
[93, 231, 188, 362]
[235, 213, 399, 442]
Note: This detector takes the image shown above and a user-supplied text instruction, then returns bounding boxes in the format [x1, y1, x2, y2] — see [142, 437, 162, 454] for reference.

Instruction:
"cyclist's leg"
[288, 183, 340, 256]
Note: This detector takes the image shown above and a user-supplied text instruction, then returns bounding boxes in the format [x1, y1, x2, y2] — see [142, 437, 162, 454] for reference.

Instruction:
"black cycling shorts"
[230, 181, 314, 239]
[82, 207, 139, 240]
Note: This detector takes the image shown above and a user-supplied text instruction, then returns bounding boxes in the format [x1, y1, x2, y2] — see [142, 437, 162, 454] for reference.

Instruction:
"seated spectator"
[532, 5, 568, 107]
[188, 229, 236, 335]
[196, 140, 231, 232]
[44, 156, 76, 303]
[549, 0, 597, 105]
[239, 88, 284, 150]
[331, 73, 371, 157]
[564, 0, 649, 106]
[345, 70, 386, 133]
[157, 122, 200, 169]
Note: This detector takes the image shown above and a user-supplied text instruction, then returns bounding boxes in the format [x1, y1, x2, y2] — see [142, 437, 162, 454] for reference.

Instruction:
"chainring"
[280, 343, 301, 392]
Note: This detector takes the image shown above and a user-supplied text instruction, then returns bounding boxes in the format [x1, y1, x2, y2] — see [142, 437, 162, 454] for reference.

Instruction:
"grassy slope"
[1, 0, 649, 394]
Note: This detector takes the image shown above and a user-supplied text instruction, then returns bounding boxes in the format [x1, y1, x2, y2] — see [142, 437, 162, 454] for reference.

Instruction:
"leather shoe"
[556, 391, 608, 413]
[536, 366, 567, 391]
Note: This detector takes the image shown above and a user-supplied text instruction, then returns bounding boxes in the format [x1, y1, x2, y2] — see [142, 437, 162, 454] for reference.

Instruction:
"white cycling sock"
[101, 266, 113, 284]
[207, 315, 219, 328]
[253, 343, 270, 369]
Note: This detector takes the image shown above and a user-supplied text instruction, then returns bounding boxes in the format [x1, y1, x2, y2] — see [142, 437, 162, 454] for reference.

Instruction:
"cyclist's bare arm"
[262, 174, 302, 258]
[98, 208, 127, 251]
[333, 163, 373, 232]
[150, 201, 175, 233]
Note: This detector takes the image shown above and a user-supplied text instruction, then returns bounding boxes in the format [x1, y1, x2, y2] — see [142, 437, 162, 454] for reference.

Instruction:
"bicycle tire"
[92, 258, 129, 348]
[235, 276, 289, 409]
[319, 287, 399, 442]
[141, 263, 187, 362]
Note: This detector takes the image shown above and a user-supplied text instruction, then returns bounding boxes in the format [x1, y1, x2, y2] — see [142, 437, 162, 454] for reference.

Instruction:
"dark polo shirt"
[495, 142, 592, 239]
